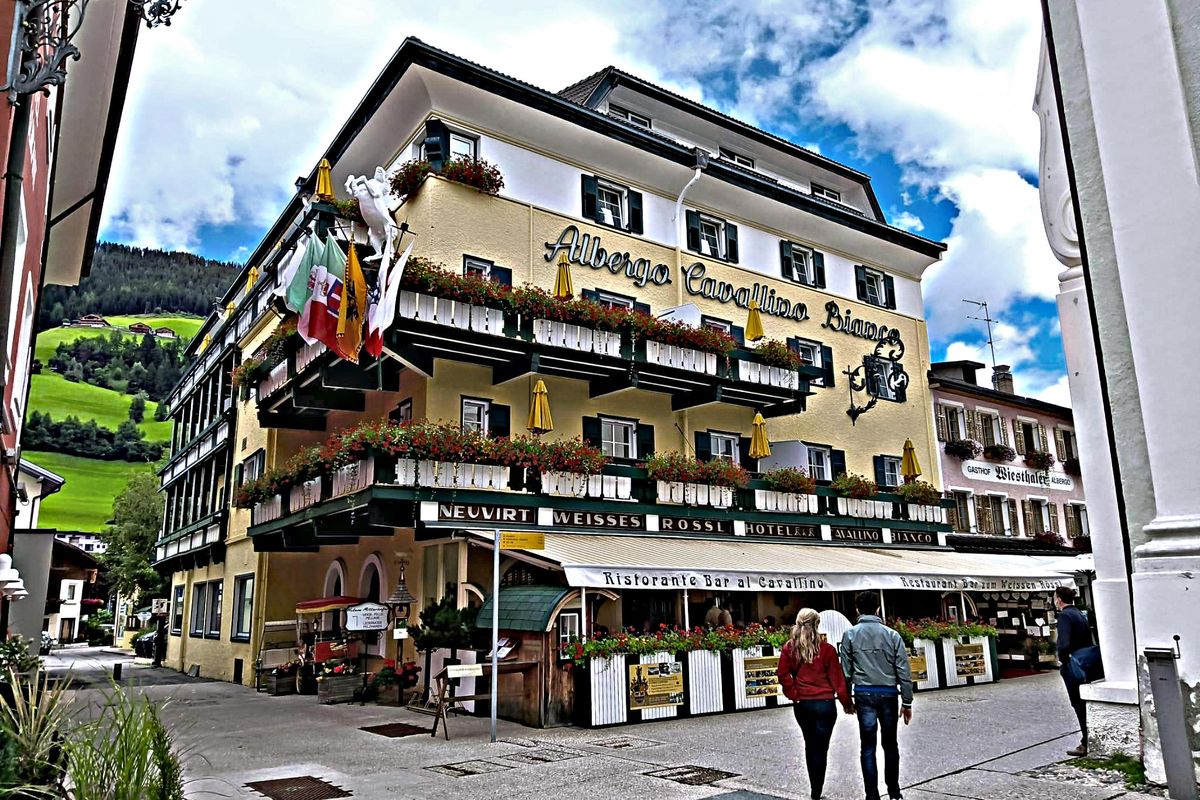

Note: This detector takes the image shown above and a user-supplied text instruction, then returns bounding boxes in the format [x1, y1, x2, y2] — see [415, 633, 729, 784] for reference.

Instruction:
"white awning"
[466, 531, 1082, 593]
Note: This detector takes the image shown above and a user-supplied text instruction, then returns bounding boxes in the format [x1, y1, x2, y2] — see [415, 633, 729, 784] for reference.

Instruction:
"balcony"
[244, 450, 951, 552]
[385, 290, 817, 414]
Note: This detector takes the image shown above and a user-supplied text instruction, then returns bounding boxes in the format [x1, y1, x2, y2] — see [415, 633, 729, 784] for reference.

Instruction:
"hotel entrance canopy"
[464, 531, 1084, 593]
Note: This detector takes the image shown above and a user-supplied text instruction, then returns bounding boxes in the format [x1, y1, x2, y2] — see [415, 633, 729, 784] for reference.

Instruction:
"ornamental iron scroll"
[6, 0, 87, 96]
[843, 331, 910, 426]
[128, 0, 184, 28]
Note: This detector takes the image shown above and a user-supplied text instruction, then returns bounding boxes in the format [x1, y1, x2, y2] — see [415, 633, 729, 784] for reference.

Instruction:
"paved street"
[45, 648, 1149, 800]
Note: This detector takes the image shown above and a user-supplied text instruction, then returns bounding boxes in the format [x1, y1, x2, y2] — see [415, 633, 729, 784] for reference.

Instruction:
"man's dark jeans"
[855, 692, 901, 800]
[792, 699, 838, 799]
[1061, 666, 1087, 743]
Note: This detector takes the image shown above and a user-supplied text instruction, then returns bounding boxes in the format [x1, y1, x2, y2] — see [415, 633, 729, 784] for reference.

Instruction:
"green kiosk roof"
[476, 586, 574, 632]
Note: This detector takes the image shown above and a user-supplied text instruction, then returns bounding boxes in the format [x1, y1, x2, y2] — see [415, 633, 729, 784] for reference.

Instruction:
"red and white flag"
[297, 237, 347, 350]
[365, 240, 414, 358]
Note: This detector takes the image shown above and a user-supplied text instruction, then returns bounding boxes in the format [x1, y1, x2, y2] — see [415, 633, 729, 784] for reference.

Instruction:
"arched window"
[322, 560, 348, 634]
[359, 554, 387, 655]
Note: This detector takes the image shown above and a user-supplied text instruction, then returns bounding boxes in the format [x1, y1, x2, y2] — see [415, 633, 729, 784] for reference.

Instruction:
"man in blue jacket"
[1055, 585, 1093, 756]
[840, 591, 913, 800]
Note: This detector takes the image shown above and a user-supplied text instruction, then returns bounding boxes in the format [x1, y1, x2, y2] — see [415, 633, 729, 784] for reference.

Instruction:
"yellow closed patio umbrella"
[749, 412, 771, 459]
[246, 265, 259, 294]
[901, 438, 922, 483]
[745, 299, 765, 341]
[315, 158, 335, 201]
[527, 379, 554, 434]
[553, 252, 574, 300]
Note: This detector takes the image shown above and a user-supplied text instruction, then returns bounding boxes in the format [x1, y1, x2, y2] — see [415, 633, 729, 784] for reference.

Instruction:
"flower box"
[541, 471, 632, 500]
[909, 637, 941, 691]
[290, 477, 322, 513]
[656, 481, 734, 509]
[686, 650, 724, 716]
[317, 673, 361, 704]
[906, 503, 945, 524]
[645, 340, 718, 375]
[265, 673, 297, 696]
[533, 319, 622, 357]
[585, 654, 628, 727]
[403, 460, 509, 490]
[754, 490, 819, 514]
[737, 360, 799, 389]
[331, 458, 374, 498]
[836, 497, 894, 520]
[251, 495, 282, 526]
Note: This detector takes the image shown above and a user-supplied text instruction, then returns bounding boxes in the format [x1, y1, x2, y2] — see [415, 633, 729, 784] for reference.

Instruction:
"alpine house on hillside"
[153, 39, 1083, 722]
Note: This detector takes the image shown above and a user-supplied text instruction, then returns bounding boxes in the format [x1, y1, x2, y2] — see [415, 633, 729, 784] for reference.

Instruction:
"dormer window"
[685, 210, 739, 263]
[811, 183, 841, 203]
[719, 147, 754, 169]
[609, 104, 651, 129]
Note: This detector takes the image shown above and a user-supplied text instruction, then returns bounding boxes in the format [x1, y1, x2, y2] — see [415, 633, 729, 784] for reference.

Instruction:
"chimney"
[992, 364, 1014, 394]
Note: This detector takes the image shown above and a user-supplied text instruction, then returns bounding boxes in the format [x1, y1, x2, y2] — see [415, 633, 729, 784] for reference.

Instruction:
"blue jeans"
[855, 692, 901, 800]
[792, 699, 837, 799]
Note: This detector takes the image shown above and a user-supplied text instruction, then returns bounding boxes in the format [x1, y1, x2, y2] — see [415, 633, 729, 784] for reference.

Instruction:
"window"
[880, 456, 901, 488]
[855, 265, 894, 309]
[557, 612, 581, 660]
[719, 147, 754, 169]
[240, 450, 265, 486]
[976, 495, 1008, 535]
[461, 398, 490, 435]
[609, 104, 651, 128]
[1057, 427, 1077, 461]
[601, 417, 636, 460]
[942, 405, 966, 440]
[66, 584, 76, 601]
[950, 491, 972, 533]
[190, 583, 207, 637]
[807, 446, 831, 482]
[596, 182, 625, 228]
[595, 290, 634, 310]
[1027, 499, 1048, 535]
[171, 585, 184, 635]
[391, 398, 413, 425]
[442, 133, 473, 160]
[863, 270, 883, 305]
[699, 218, 722, 257]
[786, 244, 811, 285]
[701, 316, 731, 335]
[232, 574, 254, 641]
[1019, 420, 1038, 453]
[686, 211, 739, 262]
[464, 256, 491, 279]
[206, 580, 223, 638]
[1066, 504, 1089, 539]
[811, 183, 841, 202]
[864, 356, 903, 402]
[710, 432, 739, 464]
[978, 411, 1000, 447]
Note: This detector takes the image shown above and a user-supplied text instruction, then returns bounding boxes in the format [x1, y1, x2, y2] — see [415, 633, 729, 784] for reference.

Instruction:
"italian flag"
[297, 236, 347, 350]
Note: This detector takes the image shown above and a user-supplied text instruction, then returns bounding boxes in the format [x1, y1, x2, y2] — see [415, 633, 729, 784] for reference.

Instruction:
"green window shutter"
[581, 416, 601, 447]
[883, 275, 896, 309]
[935, 405, 948, 442]
[685, 210, 701, 252]
[636, 423, 655, 459]
[487, 403, 510, 439]
[811, 251, 826, 288]
[873, 456, 886, 487]
[830, 449, 847, 478]
[730, 324, 745, 346]
[424, 119, 450, 171]
[234, 463, 243, 487]
[627, 190, 644, 234]
[581, 174, 599, 222]
[694, 432, 712, 461]
[779, 240, 795, 281]
[855, 265, 868, 302]
[490, 266, 513, 286]
[820, 344, 835, 388]
[738, 437, 758, 473]
[725, 222, 739, 263]
[632, 300, 651, 316]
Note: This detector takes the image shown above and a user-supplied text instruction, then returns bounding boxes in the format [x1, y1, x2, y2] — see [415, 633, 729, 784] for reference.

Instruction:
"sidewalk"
[76, 668, 1152, 800]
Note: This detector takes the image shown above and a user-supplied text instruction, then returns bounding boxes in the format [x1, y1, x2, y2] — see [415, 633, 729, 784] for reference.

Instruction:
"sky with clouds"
[101, 0, 1069, 404]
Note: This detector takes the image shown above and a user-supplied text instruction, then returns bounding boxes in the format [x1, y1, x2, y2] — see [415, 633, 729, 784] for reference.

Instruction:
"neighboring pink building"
[930, 361, 1087, 543]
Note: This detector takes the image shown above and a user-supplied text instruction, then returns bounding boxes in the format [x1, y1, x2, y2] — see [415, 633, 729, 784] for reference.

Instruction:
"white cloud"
[892, 210, 925, 232]
[1026, 374, 1071, 407]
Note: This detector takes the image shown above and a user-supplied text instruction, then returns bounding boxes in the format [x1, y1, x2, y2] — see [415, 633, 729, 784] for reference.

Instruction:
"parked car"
[133, 630, 157, 658]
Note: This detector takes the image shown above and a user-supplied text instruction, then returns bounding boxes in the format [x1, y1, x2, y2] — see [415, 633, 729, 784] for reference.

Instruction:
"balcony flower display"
[561, 623, 789, 667]
[944, 438, 982, 460]
[831, 472, 877, 499]
[1062, 456, 1081, 475]
[389, 156, 504, 199]
[762, 467, 816, 495]
[231, 357, 267, 388]
[752, 339, 806, 371]
[894, 480, 941, 506]
[1024, 449, 1056, 471]
[647, 452, 748, 509]
[756, 466, 818, 513]
[982, 443, 1016, 462]
[890, 619, 999, 646]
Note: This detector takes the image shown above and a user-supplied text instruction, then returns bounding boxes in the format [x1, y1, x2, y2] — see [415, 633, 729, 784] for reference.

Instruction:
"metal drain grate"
[646, 765, 740, 786]
[244, 775, 351, 800]
[591, 735, 663, 750]
[425, 760, 516, 778]
[359, 722, 428, 738]
[499, 748, 584, 766]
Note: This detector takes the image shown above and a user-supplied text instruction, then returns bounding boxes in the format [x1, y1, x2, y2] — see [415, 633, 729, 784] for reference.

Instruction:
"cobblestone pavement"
[48, 648, 1154, 800]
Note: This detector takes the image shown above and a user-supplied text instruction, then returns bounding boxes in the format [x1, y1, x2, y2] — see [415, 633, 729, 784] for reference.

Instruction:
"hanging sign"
[499, 532, 545, 550]
[627, 661, 684, 710]
[345, 601, 390, 632]
[961, 460, 1075, 491]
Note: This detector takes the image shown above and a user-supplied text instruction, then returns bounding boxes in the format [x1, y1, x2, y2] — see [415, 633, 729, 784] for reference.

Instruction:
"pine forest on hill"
[37, 242, 240, 331]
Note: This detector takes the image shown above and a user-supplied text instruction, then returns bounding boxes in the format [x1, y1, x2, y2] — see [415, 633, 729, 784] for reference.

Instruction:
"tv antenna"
[963, 299, 998, 368]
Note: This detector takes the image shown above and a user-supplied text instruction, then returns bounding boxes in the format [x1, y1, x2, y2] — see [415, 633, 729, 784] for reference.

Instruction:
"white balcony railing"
[754, 490, 819, 514]
[259, 361, 288, 399]
[644, 340, 718, 375]
[295, 339, 325, 374]
[290, 477, 323, 513]
[331, 458, 374, 498]
[251, 495, 282, 526]
[656, 481, 734, 509]
[533, 320, 622, 357]
[737, 361, 800, 389]
[397, 291, 505, 336]
[541, 471, 633, 500]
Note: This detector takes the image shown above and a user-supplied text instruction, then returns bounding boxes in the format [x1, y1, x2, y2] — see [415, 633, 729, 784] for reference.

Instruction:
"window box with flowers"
[983, 443, 1016, 462]
[1062, 456, 1081, 475]
[895, 480, 947, 524]
[265, 661, 300, 696]
[893, 619, 999, 688]
[390, 157, 505, 200]
[738, 339, 805, 389]
[831, 473, 892, 519]
[317, 660, 360, 704]
[647, 453, 749, 509]
[755, 467, 819, 513]
[944, 438, 982, 460]
[1024, 450, 1056, 471]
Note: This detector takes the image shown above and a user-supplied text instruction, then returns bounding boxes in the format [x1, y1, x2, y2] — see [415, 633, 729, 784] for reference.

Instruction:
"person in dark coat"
[778, 608, 854, 800]
[1055, 585, 1094, 756]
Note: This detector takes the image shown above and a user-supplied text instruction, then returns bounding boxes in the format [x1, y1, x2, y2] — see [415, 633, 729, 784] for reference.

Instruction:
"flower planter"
[586, 654, 628, 727]
[908, 637, 940, 691]
[730, 645, 786, 710]
[754, 490, 819, 514]
[397, 290, 506, 336]
[541, 471, 632, 500]
[251, 495, 282, 526]
[533, 319, 622, 357]
[265, 673, 297, 696]
[290, 477, 322, 513]
[317, 673, 360, 704]
[257, 360, 289, 400]
[737, 360, 799, 389]
[656, 481, 733, 509]
[940, 635, 996, 687]
[412, 461, 509, 490]
[631, 651, 680, 721]
[331, 458, 374, 498]
[645, 340, 718, 375]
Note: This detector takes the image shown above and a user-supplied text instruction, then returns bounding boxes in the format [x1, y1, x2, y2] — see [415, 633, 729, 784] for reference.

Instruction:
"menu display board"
[909, 651, 929, 683]
[744, 655, 783, 698]
[628, 662, 684, 710]
[954, 643, 987, 677]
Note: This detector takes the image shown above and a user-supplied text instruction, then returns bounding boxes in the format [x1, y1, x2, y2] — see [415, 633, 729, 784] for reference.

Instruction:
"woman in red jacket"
[777, 608, 854, 800]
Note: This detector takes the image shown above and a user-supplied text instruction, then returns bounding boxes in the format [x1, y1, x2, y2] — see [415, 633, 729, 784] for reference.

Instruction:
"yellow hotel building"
[153, 41, 1072, 710]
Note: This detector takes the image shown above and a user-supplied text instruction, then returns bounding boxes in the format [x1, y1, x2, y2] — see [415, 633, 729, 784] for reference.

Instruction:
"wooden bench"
[409, 661, 540, 740]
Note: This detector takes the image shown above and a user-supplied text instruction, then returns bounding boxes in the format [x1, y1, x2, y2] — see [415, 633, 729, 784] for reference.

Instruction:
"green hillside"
[107, 315, 203, 340]
[24, 451, 160, 532]
[29, 373, 171, 441]
[34, 314, 199, 362]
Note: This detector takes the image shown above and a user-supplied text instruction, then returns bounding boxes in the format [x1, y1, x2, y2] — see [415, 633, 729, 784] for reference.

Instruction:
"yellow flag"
[336, 242, 368, 363]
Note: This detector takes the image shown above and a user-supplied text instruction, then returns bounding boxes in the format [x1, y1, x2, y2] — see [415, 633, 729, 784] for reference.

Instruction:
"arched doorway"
[359, 554, 387, 656]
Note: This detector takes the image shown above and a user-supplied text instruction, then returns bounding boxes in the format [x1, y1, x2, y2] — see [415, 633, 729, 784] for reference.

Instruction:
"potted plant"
[265, 660, 299, 696]
[895, 480, 944, 523]
[983, 443, 1016, 462]
[757, 467, 818, 513]
[647, 453, 747, 509]
[832, 472, 887, 519]
[1034, 530, 1067, 548]
[1072, 533, 1092, 552]
[1062, 456, 1081, 475]
[944, 438, 982, 460]
[316, 658, 360, 704]
[1024, 450, 1056, 471]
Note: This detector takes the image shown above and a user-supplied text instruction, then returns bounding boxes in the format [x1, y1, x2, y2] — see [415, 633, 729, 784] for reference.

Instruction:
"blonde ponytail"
[790, 608, 821, 664]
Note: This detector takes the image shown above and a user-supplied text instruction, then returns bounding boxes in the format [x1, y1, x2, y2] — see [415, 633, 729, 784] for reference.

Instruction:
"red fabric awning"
[295, 596, 362, 614]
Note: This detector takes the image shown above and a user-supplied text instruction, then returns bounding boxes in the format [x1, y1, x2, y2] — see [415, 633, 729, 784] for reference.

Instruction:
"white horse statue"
[345, 166, 398, 263]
